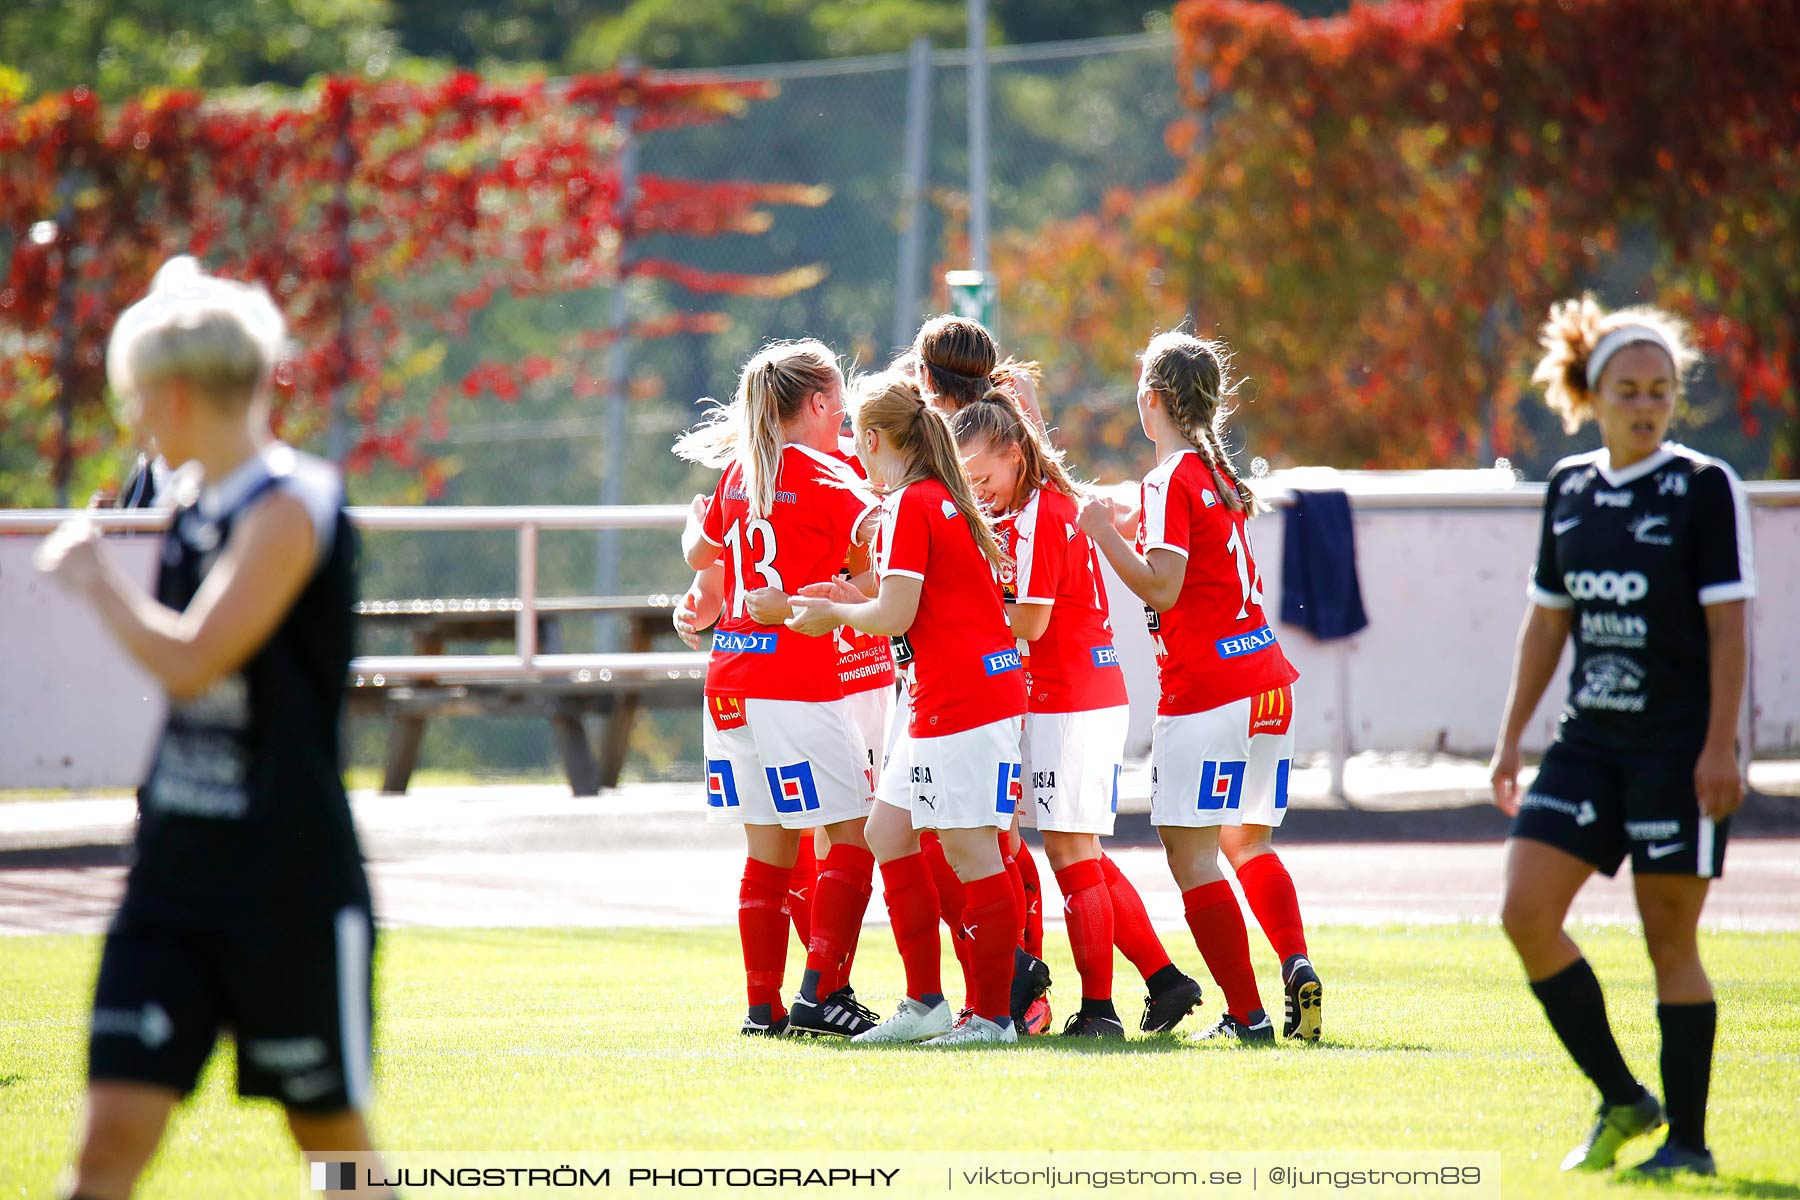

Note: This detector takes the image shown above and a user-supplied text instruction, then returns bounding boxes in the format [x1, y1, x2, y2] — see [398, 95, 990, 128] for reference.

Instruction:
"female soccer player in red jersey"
[674, 340, 885, 1039]
[953, 393, 1206, 1039]
[1080, 331, 1319, 1045]
[910, 315, 1054, 1027]
[788, 374, 1028, 1046]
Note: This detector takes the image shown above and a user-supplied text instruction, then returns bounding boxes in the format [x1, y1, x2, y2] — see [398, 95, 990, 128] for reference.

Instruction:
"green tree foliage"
[0, 0, 399, 100]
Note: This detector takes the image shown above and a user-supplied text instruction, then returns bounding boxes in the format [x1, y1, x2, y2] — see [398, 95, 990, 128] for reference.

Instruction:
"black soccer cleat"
[740, 1006, 789, 1037]
[1009, 947, 1052, 1027]
[1140, 970, 1204, 1033]
[1619, 1141, 1716, 1179]
[1192, 1009, 1276, 1045]
[1060, 1011, 1126, 1039]
[1282, 954, 1323, 1041]
[784, 987, 879, 1038]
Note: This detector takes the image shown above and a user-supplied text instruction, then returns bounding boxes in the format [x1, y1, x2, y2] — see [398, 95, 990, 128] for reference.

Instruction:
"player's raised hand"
[1488, 741, 1523, 816]
[743, 587, 793, 625]
[1076, 494, 1117, 540]
[1694, 741, 1745, 821]
[35, 516, 105, 595]
[798, 578, 863, 605]
[672, 589, 706, 650]
[785, 593, 841, 637]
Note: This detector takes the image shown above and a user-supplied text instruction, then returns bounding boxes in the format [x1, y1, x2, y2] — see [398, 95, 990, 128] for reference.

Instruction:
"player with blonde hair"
[788, 374, 1027, 1046]
[676, 340, 885, 1039]
[37, 257, 394, 1200]
[1491, 296, 1748, 1178]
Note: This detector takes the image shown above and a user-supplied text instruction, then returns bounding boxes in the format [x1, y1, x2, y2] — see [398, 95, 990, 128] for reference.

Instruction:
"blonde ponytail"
[673, 339, 842, 519]
[950, 389, 1084, 509]
[854, 375, 1010, 573]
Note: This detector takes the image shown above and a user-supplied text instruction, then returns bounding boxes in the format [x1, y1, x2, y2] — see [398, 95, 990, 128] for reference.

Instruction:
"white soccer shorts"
[1019, 705, 1129, 836]
[876, 685, 914, 812]
[1149, 685, 1296, 829]
[845, 684, 893, 807]
[907, 714, 1025, 832]
[702, 696, 874, 829]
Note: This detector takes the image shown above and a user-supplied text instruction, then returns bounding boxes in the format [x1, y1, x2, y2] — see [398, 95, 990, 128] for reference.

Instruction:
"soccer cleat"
[921, 1014, 1018, 1047]
[1010, 947, 1052, 1026]
[1023, 996, 1053, 1036]
[740, 1010, 789, 1037]
[851, 997, 953, 1044]
[786, 988, 880, 1038]
[1560, 1093, 1665, 1172]
[1282, 954, 1323, 1041]
[1619, 1141, 1716, 1179]
[1140, 971, 1204, 1033]
[1192, 1009, 1276, 1045]
[1060, 1011, 1126, 1039]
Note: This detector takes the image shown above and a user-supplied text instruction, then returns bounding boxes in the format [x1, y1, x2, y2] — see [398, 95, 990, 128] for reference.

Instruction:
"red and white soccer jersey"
[875, 477, 1026, 737]
[996, 486, 1129, 714]
[1137, 448, 1298, 716]
[829, 441, 897, 697]
[700, 444, 878, 702]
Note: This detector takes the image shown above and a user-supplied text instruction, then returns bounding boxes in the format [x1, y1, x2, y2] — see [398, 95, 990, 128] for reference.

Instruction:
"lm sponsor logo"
[1216, 624, 1276, 660]
[1563, 570, 1648, 605]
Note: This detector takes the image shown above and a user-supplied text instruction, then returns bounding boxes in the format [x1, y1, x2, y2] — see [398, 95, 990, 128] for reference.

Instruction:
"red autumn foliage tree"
[1003, 0, 1800, 478]
[0, 70, 828, 504]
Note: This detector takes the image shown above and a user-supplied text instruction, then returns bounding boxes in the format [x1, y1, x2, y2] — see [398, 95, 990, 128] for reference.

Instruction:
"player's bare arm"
[38, 494, 318, 702]
[1078, 496, 1182, 613]
[1488, 602, 1572, 815]
[1696, 599, 1747, 821]
[787, 574, 920, 638]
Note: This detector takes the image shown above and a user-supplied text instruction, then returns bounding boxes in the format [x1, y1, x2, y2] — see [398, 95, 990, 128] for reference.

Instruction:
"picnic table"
[347, 595, 704, 795]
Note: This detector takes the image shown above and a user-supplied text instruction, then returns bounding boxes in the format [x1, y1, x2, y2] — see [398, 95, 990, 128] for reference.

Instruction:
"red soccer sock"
[1054, 859, 1115, 1002]
[787, 836, 818, 951]
[999, 833, 1028, 945]
[1014, 836, 1046, 958]
[1101, 854, 1174, 981]
[739, 857, 792, 1014]
[923, 834, 973, 1001]
[1234, 851, 1309, 963]
[806, 844, 875, 989]
[878, 852, 943, 1002]
[1182, 880, 1264, 1020]
[961, 870, 1022, 1024]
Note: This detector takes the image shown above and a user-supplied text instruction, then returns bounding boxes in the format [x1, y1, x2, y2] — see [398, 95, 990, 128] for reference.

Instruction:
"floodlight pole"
[893, 37, 933, 352]
[596, 67, 639, 648]
[967, 0, 991, 274]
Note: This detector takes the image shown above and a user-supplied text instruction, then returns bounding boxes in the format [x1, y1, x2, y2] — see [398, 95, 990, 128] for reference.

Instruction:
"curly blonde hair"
[1530, 295, 1700, 433]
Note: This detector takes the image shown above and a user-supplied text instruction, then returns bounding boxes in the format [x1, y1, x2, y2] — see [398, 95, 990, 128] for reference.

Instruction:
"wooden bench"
[347, 596, 704, 795]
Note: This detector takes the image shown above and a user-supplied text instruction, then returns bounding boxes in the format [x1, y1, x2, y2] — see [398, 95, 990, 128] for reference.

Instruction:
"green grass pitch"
[2, 925, 1796, 1197]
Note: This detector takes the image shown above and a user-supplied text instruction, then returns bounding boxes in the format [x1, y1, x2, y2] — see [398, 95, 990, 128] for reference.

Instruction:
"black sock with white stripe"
[1529, 958, 1645, 1109]
[798, 967, 823, 1005]
[1658, 1000, 1717, 1153]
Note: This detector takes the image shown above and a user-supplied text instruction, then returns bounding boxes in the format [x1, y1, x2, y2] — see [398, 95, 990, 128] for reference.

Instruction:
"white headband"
[1586, 324, 1674, 390]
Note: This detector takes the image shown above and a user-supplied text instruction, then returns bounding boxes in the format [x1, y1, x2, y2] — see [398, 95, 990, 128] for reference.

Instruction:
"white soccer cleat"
[920, 1014, 1018, 1047]
[851, 997, 954, 1044]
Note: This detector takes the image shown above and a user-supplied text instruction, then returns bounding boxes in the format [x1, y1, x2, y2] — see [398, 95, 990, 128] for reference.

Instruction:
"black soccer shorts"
[1510, 740, 1729, 879]
[87, 906, 376, 1113]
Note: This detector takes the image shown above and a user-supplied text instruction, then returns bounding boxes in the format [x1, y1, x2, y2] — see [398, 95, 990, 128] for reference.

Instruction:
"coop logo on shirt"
[712, 630, 778, 654]
[983, 648, 1023, 676]
[1562, 570, 1648, 605]
[1216, 624, 1277, 659]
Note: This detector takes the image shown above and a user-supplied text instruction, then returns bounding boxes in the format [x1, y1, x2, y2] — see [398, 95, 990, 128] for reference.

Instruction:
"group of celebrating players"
[32, 254, 1752, 1194]
[668, 314, 1319, 1047]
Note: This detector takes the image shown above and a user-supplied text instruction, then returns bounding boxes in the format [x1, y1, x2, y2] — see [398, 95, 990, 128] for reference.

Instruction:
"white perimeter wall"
[3, 480, 1794, 789]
